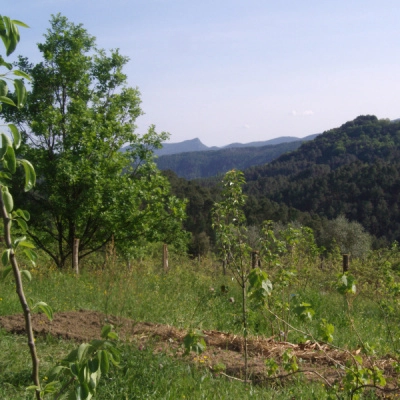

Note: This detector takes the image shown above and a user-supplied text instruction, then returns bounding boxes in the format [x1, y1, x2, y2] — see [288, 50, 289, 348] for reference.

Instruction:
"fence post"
[163, 243, 169, 273]
[251, 250, 260, 269]
[342, 254, 349, 274]
[73, 238, 80, 275]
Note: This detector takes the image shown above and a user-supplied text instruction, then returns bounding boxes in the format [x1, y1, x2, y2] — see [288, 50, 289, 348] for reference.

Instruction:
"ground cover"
[1, 252, 400, 398]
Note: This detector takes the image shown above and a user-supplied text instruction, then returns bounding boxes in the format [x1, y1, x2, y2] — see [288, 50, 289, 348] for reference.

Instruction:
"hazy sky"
[4, 1, 400, 146]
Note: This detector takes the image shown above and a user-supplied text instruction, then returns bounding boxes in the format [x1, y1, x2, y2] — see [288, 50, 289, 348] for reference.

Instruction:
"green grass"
[0, 329, 328, 400]
[0, 252, 398, 399]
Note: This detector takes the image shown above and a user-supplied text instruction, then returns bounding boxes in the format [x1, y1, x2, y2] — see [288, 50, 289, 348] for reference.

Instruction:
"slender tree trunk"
[0, 192, 42, 400]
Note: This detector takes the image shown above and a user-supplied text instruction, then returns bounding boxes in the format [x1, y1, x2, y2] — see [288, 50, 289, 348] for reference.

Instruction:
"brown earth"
[0, 310, 399, 393]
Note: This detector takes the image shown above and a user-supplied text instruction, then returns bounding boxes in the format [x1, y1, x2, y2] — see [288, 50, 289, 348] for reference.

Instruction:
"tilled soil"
[0, 310, 398, 391]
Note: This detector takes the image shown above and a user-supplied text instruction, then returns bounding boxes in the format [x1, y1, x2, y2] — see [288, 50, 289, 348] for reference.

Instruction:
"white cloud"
[242, 124, 251, 129]
[291, 110, 314, 116]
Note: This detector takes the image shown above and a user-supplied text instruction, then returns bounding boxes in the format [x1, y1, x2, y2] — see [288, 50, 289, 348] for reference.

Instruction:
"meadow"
[1, 242, 400, 399]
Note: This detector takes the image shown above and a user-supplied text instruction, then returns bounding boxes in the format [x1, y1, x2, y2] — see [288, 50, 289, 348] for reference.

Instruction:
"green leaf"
[15, 217, 28, 232]
[4, 144, 16, 173]
[42, 381, 59, 395]
[21, 269, 32, 282]
[1, 187, 13, 213]
[48, 365, 68, 382]
[0, 133, 10, 160]
[8, 124, 20, 149]
[2, 248, 11, 266]
[17, 240, 35, 249]
[13, 79, 27, 108]
[99, 350, 110, 374]
[2, 265, 12, 280]
[0, 79, 8, 96]
[12, 69, 31, 80]
[11, 20, 29, 29]
[106, 331, 118, 340]
[77, 343, 91, 363]
[0, 96, 15, 106]
[14, 208, 30, 221]
[34, 301, 54, 321]
[18, 159, 36, 191]
[23, 249, 37, 266]
[101, 325, 112, 339]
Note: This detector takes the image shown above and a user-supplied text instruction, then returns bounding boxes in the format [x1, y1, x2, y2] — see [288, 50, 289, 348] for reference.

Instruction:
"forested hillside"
[156, 140, 307, 179]
[243, 115, 400, 244]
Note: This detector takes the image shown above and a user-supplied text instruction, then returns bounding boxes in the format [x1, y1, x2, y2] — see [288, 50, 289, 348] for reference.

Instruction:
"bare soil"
[0, 310, 398, 391]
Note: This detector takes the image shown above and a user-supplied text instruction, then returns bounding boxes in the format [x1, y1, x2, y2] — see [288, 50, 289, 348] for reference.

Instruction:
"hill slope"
[243, 115, 400, 243]
[156, 139, 316, 179]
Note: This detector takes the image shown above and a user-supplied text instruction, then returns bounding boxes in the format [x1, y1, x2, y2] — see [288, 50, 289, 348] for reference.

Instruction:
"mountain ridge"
[155, 134, 319, 156]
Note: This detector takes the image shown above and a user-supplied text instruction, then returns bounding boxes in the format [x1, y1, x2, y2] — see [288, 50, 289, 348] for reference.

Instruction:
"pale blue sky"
[3, 1, 400, 146]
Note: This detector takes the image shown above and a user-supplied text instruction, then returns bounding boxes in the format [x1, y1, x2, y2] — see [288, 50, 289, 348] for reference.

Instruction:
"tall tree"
[5, 14, 186, 268]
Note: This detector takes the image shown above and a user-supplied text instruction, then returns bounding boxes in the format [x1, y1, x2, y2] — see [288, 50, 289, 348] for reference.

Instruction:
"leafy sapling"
[0, 15, 52, 400]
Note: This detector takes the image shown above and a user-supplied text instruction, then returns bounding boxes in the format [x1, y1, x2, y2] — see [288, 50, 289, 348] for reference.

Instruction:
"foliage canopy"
[5, 14, 187, 268]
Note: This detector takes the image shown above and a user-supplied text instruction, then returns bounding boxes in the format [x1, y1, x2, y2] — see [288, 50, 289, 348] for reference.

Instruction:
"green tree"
[319, 215, 372, 258]
[5, 14, 186, 268]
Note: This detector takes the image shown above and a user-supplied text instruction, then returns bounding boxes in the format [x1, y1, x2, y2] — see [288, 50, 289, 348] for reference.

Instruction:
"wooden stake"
[163, 243, 169, 273]
[343, 254, 349, 274]
[73, 238, 80, 275]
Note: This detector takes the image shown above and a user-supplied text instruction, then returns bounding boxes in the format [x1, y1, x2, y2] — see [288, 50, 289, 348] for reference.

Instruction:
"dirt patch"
[0, 310, 398, 390]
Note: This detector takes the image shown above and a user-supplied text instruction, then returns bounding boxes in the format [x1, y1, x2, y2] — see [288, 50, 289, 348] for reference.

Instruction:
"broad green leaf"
[18, 159, 36, 191]
[23, 248, 37, 266]
[16, 217, 28, 232]
[48, 365, 68, 382]
[14, 208, 30, 221]
[26, 385, 40, 392]
[21, 269, 32, 282]
[35, 301, 54, 321]
[88, 358, 100, 373]
[0, 133, 10, 160]
[2, 265, 12, 279]
[0, 171, 12, 181]
[10, 20, 29, 28]
[13, 236, 26, 248]
[99, 350, 110, 374]
[0, 57, 12, 70]
[77, 343, 91, 363]
[17, 240, 35, 249]
[1, 248, 11, 266]
[0, 95, 15, 106]
[0, 79, 7, 96]
[8, 124, 20, 149]
[1, 187, 13, 213]
[4, 144, 16, 173]
[12, 69, 31, 80]
[106, 331, 118, 340]
[42, 381, 59, 395]
[13, 79, 27, 108]
[101, 325, 112, 339]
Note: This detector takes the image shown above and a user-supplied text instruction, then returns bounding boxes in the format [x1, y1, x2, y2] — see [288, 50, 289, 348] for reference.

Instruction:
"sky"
[3, 1, 400, 147]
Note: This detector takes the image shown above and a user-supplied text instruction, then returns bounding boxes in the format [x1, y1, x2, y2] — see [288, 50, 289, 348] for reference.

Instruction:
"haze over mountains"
[155, 134, 319, 179]
[155, 134, 319, 157]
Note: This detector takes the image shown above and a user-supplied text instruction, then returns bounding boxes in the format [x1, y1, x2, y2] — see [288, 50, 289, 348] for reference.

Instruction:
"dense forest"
[156, 140, 310, 179]
[243, 115, 400, 244]
[166, 115, 400, 251]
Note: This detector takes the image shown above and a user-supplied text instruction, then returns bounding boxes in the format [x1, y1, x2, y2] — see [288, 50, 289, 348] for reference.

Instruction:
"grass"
[1, 248, 399, 399]
[0, 330, 328, 400]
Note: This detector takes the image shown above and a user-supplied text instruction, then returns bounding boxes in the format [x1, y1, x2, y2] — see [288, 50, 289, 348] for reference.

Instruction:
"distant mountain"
[155, 138, 215, 156]
[221, 134, 319, 149]
[154, 134, 319, 156]
[155, 140, 315, 180]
